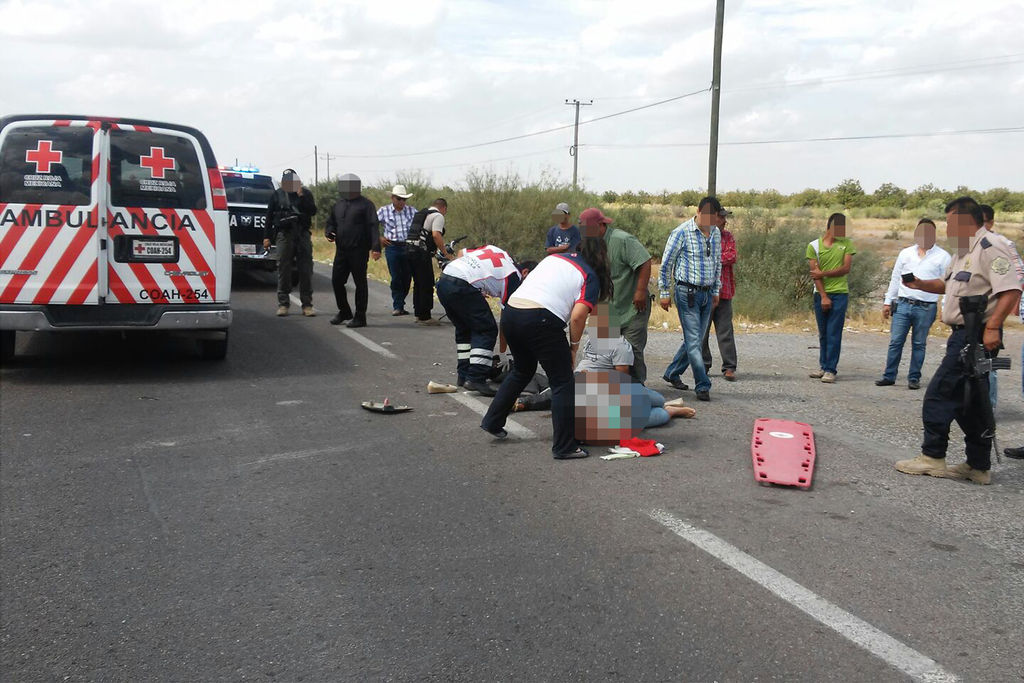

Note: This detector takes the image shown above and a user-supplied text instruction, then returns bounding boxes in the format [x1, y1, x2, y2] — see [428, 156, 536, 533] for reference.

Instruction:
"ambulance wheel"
[198, 332, 228, 361]
[0, 330, 14, 363]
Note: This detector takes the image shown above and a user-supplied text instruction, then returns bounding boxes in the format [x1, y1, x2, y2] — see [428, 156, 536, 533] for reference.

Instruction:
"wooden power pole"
[707, 0, 725, 196]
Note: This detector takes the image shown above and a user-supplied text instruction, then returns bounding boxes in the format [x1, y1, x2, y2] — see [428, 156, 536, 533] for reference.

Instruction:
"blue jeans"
[882, 300, 936, 383]
[642, 387, 670, 428]
[384, 244, 411, 311]
[664, 285, 714, 392]
[813, 292, 848, 374]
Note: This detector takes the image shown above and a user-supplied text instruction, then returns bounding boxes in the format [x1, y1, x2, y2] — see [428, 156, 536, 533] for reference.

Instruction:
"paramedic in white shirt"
[875, 219, 952, 389]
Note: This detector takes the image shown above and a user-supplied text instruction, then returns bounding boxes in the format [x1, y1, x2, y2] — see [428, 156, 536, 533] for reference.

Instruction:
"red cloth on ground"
[619, 437, 661, 457]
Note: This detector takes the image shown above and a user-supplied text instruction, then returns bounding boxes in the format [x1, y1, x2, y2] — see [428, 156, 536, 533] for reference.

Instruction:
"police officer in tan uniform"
[895, 196, 1022, 485]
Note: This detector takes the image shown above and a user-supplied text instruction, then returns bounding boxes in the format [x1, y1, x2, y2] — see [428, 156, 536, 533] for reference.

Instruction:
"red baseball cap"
[579, 207, 613, 226]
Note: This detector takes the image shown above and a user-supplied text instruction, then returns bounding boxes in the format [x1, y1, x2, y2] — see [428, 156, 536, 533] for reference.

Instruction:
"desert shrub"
[611, 206, 678, 255]
[866, 206, 901, 219]
[732, 209, 884, 319]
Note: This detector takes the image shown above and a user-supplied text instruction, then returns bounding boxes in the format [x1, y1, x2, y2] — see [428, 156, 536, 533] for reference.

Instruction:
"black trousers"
[436, 274, 497, 382]
[921, 328, 992, 470]
[332, 246, 369, 318]
[276, 229, 312, 307]
[408, 247, 435, 320]
[482, 306, 577, 455]
[702, 297, 738, 371]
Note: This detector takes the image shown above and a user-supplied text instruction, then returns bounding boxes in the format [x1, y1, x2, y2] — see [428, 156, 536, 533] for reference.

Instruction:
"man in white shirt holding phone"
[876, 218, 952, 390]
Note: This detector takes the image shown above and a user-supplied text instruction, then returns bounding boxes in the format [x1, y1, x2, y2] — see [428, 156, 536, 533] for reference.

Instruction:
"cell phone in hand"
[901, 272, 916, 283]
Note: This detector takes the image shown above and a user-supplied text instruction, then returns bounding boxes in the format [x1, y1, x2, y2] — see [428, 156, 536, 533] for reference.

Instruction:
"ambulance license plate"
[133, 239, 176, 259]
[234, 243, 258, 255]
[113, 235, 180, 263]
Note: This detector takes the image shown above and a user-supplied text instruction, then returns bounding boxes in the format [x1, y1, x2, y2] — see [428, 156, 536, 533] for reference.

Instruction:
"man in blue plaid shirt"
[659, 196, 727, 401]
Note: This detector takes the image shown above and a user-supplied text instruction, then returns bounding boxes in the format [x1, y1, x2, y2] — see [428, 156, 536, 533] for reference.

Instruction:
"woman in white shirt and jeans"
[481, 237, 613, 459]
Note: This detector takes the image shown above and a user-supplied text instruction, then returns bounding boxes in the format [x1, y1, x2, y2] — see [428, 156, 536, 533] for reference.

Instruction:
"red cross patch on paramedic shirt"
[475, 248, 507, 268]
[139, 147, 175, 179]
[26, 140, 63, 174]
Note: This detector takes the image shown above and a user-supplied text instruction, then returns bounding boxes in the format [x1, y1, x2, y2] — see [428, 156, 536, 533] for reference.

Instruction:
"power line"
[329, 87, 710, 159]
[587, 52, 1024, 101]
[584, 126, 1024, 149]
[729, 55, 1024, 93]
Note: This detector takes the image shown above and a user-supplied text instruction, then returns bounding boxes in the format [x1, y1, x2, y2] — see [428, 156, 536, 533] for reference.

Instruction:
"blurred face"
[915, 222, 936, 250]
[338, 178, 361, 199]
[391, 195, 407, 209]
[580, 217, 607, 238]
[697, 206, 716, 229]
[281, 173, 301, 192]
[946, 211, 977, 253]
[715, 211, 728, 229]
[830, 218, 846, 238]
[586, 302, 620, 340]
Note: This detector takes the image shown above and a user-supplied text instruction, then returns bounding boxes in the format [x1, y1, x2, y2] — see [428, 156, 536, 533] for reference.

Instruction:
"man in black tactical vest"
[405, 198, 450, 326]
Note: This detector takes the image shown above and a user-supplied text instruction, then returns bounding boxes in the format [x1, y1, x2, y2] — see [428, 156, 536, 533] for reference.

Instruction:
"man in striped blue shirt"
[659, 196, 726, 401]
[377, 184, 418, 315]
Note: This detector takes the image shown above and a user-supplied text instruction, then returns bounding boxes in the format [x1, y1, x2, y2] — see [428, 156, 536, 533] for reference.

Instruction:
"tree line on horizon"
[601, 179, 1024, 213]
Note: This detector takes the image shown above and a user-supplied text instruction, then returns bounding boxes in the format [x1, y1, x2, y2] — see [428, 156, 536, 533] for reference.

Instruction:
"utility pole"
[707, 0, 725, 196]
[318, 152, 335, 182]
[314, 145, 318, 185]
[564, 99, 592, 191]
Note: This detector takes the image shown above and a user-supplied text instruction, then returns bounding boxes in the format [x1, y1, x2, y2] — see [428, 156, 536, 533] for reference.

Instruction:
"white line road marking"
[288, 293, 400, 359]
[340, 328, 399, 359]
[648, 509, 959, 683]
[446, 392, 535, 439]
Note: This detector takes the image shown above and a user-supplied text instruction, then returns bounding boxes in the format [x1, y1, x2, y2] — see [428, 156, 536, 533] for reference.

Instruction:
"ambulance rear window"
[0, 125, 94, 206]
[110, 130, 206, 210]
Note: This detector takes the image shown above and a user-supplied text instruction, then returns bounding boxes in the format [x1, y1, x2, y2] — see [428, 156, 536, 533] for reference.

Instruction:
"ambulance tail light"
[208, 167, 228, 210]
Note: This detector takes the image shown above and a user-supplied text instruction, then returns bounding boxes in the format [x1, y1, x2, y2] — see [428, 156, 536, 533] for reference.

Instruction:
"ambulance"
[0, 115, 232, 361]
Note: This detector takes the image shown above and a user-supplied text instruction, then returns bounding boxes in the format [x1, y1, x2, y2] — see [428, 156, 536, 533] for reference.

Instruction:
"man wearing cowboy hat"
[377, 184, 417, 316]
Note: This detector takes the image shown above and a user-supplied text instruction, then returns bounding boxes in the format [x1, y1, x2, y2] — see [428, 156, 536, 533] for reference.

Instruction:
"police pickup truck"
[222, 166, 278, 271]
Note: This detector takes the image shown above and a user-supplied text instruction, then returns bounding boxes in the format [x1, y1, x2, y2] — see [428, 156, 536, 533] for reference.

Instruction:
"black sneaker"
[908, 380, 921, 390]
[330, 312, 352, 325]
[346, 317, 366, 328]
[875, 378, 895, 386]
[662, 375, 690, 391]
[554, 446, 589, 460]
[1004, 446, 1024, 459]
[696, 390, 710, 401]
[481, 425, 508, 440]
[464, 379, 496, 397]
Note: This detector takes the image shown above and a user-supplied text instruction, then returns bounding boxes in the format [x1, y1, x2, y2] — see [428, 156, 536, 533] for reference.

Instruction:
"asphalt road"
[2, 264, 1022, 682]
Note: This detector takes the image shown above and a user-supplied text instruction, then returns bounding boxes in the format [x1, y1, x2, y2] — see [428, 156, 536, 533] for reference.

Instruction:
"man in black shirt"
[326, 173, 381, 328]
[264, 169, 317, 316]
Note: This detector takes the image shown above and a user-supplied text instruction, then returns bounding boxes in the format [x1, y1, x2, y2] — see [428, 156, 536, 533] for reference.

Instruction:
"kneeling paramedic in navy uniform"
[436, 244, 534, 396]
[895, 196, 1022, 485]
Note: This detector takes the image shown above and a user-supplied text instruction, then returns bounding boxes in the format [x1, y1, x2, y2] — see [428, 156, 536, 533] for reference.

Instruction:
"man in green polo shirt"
[806, 212, 856, 383]
[579, 207, 653, 383]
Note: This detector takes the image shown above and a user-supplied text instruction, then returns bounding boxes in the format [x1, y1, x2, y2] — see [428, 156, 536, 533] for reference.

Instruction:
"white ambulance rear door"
[105, 123, 225, 307]
[0, 118, 102, 306]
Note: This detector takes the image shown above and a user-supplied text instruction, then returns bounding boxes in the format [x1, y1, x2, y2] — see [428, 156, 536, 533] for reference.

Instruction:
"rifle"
[959, 295, 1012, 464]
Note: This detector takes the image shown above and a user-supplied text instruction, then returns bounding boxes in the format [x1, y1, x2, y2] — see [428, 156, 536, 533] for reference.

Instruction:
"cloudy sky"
[2, 0, 1022, 194]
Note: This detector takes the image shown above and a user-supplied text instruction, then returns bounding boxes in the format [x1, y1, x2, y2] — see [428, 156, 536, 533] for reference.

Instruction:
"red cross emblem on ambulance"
[139, 147, 175, 179]
[26, 140, 63, 174]
[475, 248, 505, 267]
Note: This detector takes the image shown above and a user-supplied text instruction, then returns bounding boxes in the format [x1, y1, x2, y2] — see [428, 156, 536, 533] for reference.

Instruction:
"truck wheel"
[198, 332, 228, 360]
[0, 330, 14, 363]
